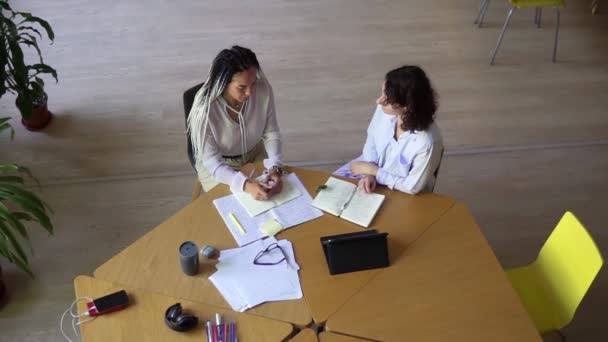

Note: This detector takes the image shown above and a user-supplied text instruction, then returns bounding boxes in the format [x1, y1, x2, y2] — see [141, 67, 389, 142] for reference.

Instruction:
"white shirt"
[361, 105, 443, 195]
[195, 79, 282, 193]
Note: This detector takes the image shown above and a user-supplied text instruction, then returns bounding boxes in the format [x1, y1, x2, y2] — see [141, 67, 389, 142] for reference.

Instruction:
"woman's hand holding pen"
[244, 180, 272, 200]
[263, 171, 283, 196]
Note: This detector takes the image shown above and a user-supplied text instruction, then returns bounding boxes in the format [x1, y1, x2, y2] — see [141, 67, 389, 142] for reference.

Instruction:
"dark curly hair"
[383, 65, 437, 132]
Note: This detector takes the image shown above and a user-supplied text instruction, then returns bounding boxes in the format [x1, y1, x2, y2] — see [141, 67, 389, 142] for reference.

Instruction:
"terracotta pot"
[21, 94, 53, 131]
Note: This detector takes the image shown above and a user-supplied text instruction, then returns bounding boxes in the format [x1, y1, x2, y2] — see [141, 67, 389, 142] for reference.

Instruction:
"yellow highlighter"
[229, 212, 247, 235]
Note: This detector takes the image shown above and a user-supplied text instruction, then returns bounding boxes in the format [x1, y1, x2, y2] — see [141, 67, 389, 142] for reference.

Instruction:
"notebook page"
[233, 175, 303, 217]
[340, 188, 385, 227]
[269, 175, 302, 206]
[233, 192, 276, 217]
[312, 177, 357, 216]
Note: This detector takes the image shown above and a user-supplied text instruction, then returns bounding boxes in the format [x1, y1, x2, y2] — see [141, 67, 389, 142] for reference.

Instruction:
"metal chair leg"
[476, 0, 490, 27]
[490, 7, 516, 65]
[552, 6, 560, 63]
[537, 7, 542, 28]
[534, 7, 539, 25]
[475, 0, 486, 24]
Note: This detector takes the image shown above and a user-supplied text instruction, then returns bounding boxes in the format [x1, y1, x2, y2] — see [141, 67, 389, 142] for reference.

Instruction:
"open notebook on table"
[312, 177, 385, 228]
[233, 175, 302, 217]
[213, 173, 323, 246]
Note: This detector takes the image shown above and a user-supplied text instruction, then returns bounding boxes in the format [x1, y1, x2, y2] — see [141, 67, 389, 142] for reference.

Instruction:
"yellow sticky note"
[260, 219, 283, 237]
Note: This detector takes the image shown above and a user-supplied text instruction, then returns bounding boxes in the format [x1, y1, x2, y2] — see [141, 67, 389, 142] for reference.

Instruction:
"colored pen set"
[206, 313, 237, 342]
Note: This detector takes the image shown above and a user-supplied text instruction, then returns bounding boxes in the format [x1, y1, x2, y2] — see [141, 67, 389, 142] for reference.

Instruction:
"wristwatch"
[268, 165, 284, 176]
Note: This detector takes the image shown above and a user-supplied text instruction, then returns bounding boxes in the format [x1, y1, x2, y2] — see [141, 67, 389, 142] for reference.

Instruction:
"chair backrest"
[429, 148, 444, 192]
[183, 82, 205, 169]
[535, 211, 604, 329]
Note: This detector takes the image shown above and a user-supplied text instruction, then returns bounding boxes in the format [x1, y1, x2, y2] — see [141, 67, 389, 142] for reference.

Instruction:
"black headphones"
[164, 303, 199, 332]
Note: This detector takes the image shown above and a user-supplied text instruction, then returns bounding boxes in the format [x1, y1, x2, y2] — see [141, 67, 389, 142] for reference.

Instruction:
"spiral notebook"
[312, 177, 385, 228]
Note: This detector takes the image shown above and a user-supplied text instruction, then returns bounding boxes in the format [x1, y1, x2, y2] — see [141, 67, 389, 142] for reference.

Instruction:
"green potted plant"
[0, 117, 53, 306]
[1, 0, 57, 130]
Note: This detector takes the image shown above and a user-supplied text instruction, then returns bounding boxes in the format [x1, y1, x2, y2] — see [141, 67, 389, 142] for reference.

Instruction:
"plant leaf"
[0, 1, 12, 11]
[0, 176, 24, 184]
[0, 182, 48, 212]
[29, 63, 58, 83]
[0, 219, 29, 267]
[15, 92, 34, 119]
[0, 164, 20, 173]
[0, 190, 53, 234]
[17, 26, 43, 39]
[18, 15, 54, 41]
[0, 203, 31, 242]
[19, 36, 44, 64]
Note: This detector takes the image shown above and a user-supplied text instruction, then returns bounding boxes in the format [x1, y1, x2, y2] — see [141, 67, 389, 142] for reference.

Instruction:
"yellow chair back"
[532, 211, 603, 330]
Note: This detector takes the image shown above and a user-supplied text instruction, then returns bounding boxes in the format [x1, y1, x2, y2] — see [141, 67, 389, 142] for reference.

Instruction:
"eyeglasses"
[253, 243, 287, 266]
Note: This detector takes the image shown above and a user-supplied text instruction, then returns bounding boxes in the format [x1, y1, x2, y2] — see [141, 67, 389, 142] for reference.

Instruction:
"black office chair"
[430, 148, 445, 193]
[182, 82, 205, 170]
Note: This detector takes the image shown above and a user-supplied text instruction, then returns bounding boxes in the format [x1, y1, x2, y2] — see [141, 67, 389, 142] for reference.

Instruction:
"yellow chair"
[475, 0, 565, 64]
[506, 211, 603, 341]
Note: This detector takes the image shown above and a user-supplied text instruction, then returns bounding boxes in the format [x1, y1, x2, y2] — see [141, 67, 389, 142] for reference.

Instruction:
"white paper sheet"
[213, 173, 323, 246]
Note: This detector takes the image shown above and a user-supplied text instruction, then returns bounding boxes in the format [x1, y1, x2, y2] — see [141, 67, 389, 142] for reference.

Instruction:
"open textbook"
[312, 177, 385, 228]
[233, 175, 302, 217]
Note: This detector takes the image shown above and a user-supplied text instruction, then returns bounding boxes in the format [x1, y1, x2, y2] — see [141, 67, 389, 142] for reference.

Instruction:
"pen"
[216, 313, 222, 342]
[228, 212, 246, 235]
[205, 321, 213, 342]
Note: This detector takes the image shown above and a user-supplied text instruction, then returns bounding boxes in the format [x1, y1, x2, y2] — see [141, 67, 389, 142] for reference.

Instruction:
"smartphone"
[87, 290, 129, 316]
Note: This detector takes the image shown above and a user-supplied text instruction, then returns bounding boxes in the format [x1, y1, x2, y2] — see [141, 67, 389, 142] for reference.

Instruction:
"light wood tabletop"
[289, 328, 319, 342]
[94, 165, 455, 327]
[94, 166, 312, 327]
[73, 275, 294, 342]
[318, 332, 371, 342]
[279, 168, 455, 324]
[325, 203, 543, 342]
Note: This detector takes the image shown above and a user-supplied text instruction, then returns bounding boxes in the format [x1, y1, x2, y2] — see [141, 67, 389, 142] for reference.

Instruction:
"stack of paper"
[213, 173, 323, 246]
[208, 237, 302, 312]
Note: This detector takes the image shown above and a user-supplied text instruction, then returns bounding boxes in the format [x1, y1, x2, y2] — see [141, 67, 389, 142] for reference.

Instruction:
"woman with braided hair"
[188, 46, 283, 200]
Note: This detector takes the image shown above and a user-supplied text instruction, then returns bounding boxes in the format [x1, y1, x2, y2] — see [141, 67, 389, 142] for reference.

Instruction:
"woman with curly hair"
[334, 65, 443, 195]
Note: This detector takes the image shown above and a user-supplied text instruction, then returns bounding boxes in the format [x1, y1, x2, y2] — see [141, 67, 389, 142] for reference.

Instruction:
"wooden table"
[318, 332, 371, 342]
[94, 167, 314, 327]
[94, 166, 454, 326]
[324, 203, 543, 342]
[289, 328, 318, 342]
[90, 165, 540, 341]
[73, 276, 294, 341]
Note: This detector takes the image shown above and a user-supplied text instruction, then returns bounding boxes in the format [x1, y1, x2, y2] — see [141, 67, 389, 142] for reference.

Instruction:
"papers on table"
[213, 173, 323, 246]
[209, 237, 302, 312]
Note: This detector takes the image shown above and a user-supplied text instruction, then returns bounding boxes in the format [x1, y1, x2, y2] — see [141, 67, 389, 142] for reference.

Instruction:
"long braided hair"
[187, 46, 262, 162]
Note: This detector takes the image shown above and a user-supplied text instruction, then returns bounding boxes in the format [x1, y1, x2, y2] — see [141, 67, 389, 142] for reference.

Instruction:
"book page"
[340, 188, 385, 228]
[311, 177, 357, 216]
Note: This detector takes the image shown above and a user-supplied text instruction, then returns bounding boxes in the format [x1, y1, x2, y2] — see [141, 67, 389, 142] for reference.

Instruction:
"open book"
[233, 175, 302, 217]
[312, 177, 385, 228]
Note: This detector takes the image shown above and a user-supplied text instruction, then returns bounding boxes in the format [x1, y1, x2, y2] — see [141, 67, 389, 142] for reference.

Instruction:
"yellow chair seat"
[510, 0, 565, 7]
[507, 265, 559, 333]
